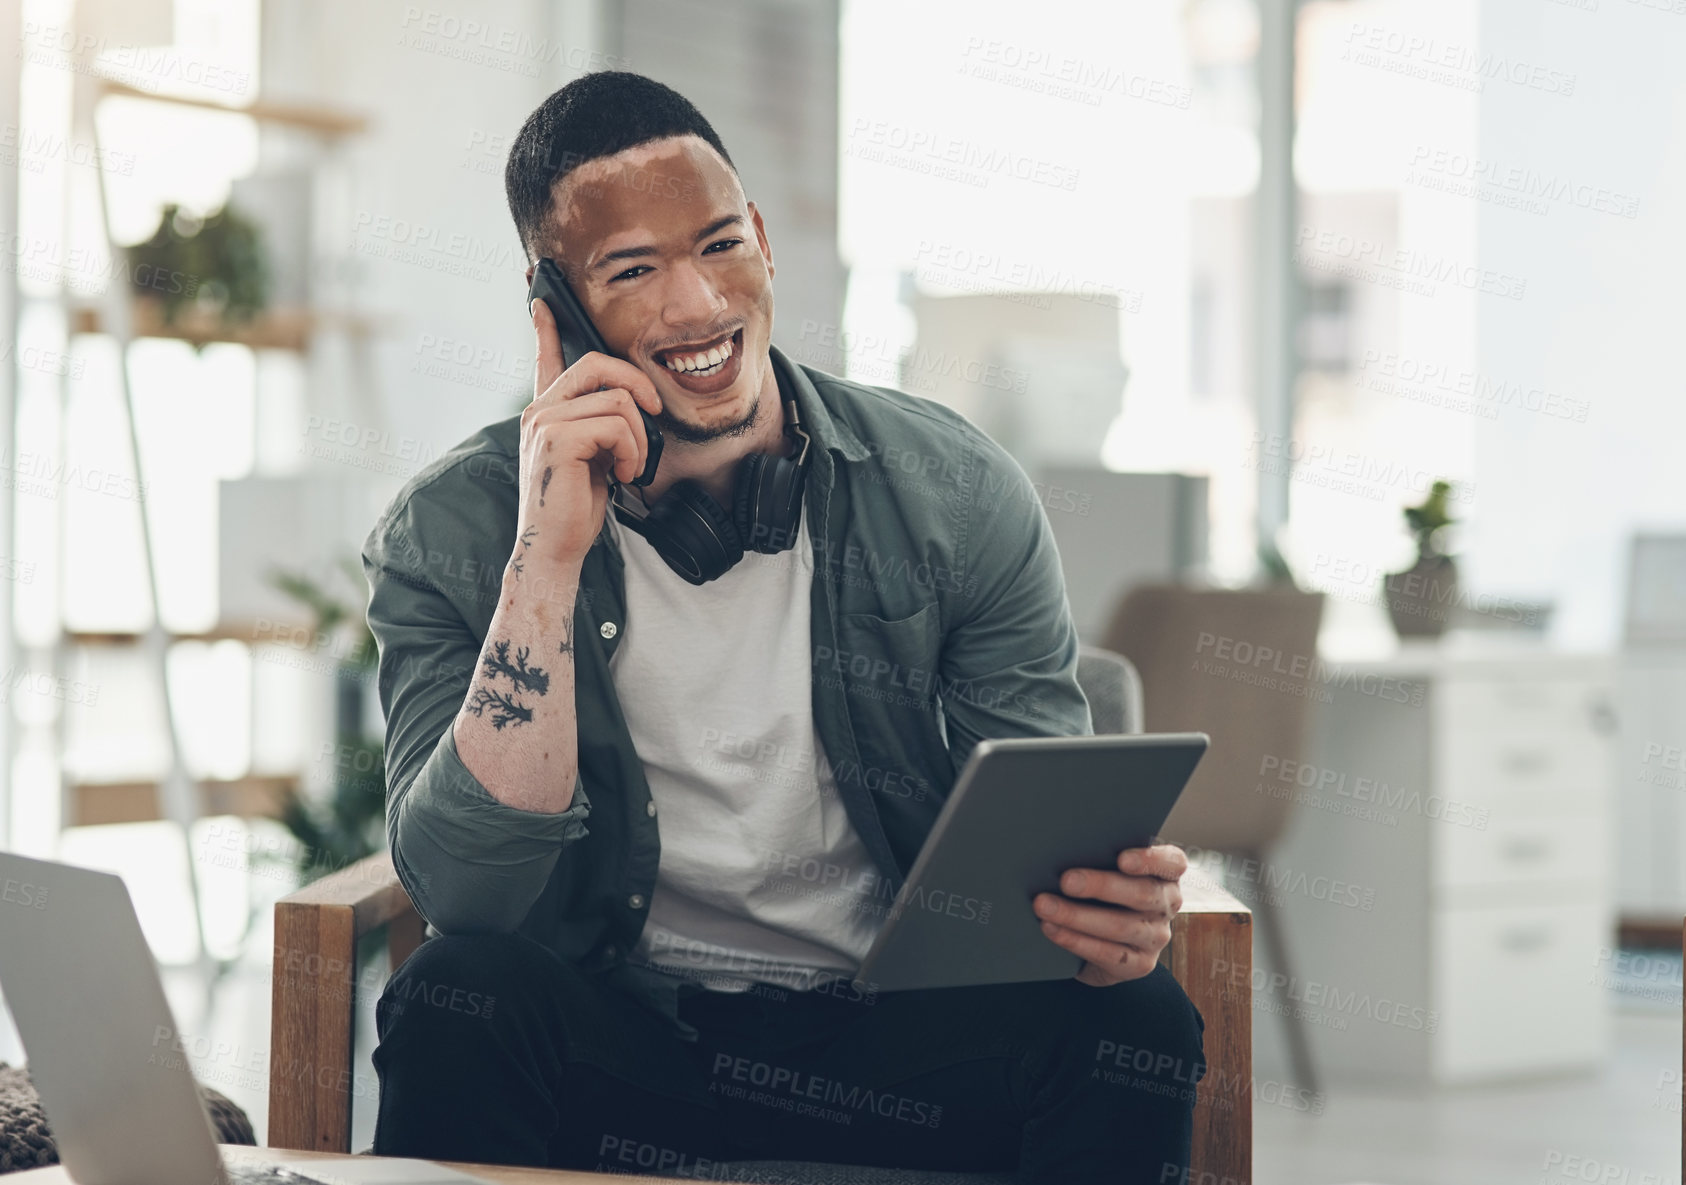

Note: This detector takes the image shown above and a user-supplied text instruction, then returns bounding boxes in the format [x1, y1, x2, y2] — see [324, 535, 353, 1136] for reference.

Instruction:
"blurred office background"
[0, 0, 1683, 1181]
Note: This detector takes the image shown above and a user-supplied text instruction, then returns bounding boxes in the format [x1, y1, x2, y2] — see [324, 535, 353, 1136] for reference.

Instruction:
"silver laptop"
[0, 850, 493, 1185]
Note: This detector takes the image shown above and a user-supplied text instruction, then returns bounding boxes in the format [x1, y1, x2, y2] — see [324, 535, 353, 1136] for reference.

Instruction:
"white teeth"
[663, 336, 734, 374]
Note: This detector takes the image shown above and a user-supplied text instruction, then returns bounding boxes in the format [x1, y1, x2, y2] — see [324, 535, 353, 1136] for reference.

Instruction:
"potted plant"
[1383, 479, 1459, 638]
[127, 201, 270, 328]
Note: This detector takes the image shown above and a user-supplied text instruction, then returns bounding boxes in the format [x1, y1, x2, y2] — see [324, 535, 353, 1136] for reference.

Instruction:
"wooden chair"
[270, 649, 1253, 1181]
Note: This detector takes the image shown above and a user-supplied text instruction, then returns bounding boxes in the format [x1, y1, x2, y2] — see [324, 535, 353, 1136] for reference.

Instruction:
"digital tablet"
[851, 732, 1209, 992]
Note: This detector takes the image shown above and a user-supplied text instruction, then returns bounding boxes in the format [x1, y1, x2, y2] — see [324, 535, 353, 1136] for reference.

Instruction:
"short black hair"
[505, 70, 737, 266]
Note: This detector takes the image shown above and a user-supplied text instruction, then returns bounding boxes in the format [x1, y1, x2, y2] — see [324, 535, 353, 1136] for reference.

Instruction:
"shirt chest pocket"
[830, 602, 943, 709]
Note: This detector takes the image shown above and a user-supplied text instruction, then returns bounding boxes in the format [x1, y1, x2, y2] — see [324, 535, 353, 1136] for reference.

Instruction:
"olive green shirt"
[362, 344, 1092, 1038]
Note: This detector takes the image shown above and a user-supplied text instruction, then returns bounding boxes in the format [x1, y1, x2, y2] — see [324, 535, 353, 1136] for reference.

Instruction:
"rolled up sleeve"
[938, 440, 1093, 777]
[363, 504, 591, 935]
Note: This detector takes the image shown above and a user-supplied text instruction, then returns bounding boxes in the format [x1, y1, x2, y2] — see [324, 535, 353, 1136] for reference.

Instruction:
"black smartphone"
[526, 256, 663, 487]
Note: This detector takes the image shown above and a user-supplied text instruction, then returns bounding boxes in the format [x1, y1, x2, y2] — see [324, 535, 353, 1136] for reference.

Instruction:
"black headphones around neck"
[610, 389, 812, 585]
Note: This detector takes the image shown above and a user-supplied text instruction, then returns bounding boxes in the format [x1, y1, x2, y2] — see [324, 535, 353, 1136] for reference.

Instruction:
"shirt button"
[604, 945, 616, 959]
[600, 621, 618, 639]
[628, 894, 645, 909]
[646, 801, 657, 817]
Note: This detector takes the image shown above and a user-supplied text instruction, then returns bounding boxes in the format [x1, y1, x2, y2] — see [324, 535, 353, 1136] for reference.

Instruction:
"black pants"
[370, 933, 1207, 1183]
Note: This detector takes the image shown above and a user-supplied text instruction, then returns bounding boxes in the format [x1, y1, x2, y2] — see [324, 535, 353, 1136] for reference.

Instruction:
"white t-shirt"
[607, 504, 889, 992]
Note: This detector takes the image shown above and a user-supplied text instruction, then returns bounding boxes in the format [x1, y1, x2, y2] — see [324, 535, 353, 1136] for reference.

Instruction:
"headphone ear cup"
[736, 452, 806, 555]
[643, 480, 744, 585]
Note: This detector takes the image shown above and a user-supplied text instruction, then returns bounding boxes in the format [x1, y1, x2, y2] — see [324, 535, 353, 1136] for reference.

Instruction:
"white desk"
[1268, 637, 1617, 1084]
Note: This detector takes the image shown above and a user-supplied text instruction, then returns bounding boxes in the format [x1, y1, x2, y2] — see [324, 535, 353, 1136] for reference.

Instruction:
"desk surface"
[1315, 630, 1610, 676]
[5, 1143, 683, 1184]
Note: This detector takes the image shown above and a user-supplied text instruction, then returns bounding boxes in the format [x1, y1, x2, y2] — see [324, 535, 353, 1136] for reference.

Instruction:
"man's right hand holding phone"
[516, 297, 663, 576]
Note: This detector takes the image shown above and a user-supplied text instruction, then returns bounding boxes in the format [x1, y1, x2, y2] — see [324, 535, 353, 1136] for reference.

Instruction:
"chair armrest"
[1161, 875, 1251, 1185]
[1171, 873, 1251, 922]
[270, 851, 423, 1153]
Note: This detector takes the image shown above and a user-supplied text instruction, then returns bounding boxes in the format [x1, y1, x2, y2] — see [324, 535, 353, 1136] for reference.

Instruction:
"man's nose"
[660, 260, 728, 328]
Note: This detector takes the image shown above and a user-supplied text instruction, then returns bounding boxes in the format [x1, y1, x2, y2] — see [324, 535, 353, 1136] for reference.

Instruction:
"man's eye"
[610, 265, 651, 283]
[703, 238, 743, 254]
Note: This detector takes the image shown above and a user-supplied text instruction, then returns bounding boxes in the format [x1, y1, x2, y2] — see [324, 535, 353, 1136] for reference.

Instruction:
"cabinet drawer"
[1440, 676, 1608, 729]
[1438, 680, 1612, 807]
[1431, 900, 1610, 1082]
[1434, 811, 1608, 894]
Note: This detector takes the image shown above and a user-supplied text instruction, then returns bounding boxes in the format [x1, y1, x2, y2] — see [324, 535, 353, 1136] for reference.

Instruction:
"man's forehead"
[548, 135, 741, 249]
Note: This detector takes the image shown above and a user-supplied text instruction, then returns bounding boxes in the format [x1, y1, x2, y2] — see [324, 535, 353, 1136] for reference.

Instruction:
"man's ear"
[748, 200, 774, 279]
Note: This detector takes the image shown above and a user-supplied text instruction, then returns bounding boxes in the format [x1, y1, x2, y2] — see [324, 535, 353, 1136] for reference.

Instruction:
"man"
[362, 71, 1205, 1181]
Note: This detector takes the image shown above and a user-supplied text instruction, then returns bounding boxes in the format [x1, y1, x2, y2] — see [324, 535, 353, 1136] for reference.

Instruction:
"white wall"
[1472, 0, 1686, 648]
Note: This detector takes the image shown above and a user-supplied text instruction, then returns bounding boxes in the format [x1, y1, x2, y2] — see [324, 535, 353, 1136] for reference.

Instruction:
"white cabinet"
[1268, 644, 1616, 1085]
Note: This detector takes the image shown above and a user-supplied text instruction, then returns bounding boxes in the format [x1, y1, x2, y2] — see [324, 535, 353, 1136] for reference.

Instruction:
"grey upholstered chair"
[1077, 643, 1145, 734]
[270, 646, 1253, 1183]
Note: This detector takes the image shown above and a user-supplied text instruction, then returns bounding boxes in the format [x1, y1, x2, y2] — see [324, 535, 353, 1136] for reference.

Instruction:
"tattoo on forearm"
[539, 466, 553, 507]
[464, 636, 551, 730]
[511, 525, 538, 578]
[558, 616, 574, 658]
[482, 639, 550, 694]
[466, 687, 534, 730]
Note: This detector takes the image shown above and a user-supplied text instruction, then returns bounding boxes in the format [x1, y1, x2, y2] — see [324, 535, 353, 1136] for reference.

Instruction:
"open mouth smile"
[656, 328, 740, 376]
[652, 328, 745, 394]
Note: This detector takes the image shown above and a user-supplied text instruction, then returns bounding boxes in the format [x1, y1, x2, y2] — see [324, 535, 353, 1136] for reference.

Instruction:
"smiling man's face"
[540, 135, 776, 444]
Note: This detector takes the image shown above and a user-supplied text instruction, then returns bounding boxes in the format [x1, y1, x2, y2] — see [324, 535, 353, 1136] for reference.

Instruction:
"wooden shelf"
[97, 80, 368, 136]
[72, 301, 380, 352]
[68, 774, 298, 827]
[63, 619, 316, 647]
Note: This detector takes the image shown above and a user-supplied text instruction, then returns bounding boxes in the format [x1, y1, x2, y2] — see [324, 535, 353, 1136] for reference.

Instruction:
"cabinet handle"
[1498, 926, 1553, 953]
[1500, 836, 1552, 863]
[1586, 696, 1619, 736]
[1501, 748, 1551, 775]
